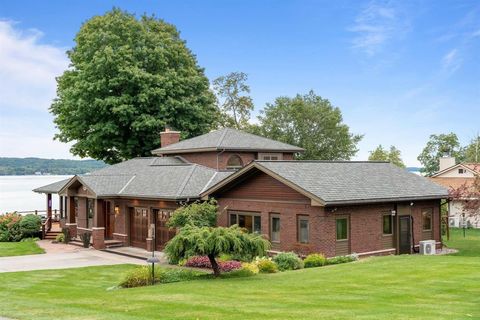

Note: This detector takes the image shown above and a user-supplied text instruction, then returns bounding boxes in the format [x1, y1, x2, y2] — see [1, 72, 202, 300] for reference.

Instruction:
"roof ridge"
[200, 171, 219, 194]
[176, 165, 197, 197]
[118, 175, 136, 194]
[217, 127, 230, 147]
[255, 160, 390, 163]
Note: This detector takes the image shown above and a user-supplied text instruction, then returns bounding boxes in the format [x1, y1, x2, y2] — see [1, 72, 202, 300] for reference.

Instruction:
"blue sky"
[0, 0, 478, 166]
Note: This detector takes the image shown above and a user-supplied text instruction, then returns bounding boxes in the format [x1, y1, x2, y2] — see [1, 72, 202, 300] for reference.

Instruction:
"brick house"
[34, 128, 448, 256]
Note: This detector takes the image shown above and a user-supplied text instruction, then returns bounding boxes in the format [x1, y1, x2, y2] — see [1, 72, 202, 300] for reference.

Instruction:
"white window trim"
[258, 152, 283, 160]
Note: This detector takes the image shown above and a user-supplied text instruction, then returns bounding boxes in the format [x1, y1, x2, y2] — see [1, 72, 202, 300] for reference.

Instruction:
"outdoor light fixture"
[410, 202, 414, 206]
[147, 255, 160, 285]
[114, 205, 120, 216]
[391, 210, 396, 216]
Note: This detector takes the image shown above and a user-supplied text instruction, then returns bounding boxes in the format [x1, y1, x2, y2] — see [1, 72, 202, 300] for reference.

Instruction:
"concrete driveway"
[0, 240, 144, 273]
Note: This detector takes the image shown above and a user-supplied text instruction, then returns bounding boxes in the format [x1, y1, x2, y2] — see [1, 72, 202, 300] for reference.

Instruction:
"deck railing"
[3, 209, 62, 222]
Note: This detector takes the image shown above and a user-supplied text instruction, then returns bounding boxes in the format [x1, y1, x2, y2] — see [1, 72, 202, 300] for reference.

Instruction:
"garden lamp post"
[147, 255, 160, 285]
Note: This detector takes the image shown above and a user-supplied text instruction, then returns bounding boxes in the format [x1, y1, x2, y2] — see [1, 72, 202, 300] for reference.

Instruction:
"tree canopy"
[417, 133, 465, 175]
[167, 199, 218, 229]
[51, 9, 217, 164]
[368, 145, 406, 168]
[464, 136, 480, 163]
[213, 72, 254, 130]
[164, 225, 270, 276]
[252, 91, 362, 160]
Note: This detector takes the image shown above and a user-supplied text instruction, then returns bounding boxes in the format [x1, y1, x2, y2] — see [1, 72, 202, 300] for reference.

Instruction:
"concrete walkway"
[0, 240, 145, 273]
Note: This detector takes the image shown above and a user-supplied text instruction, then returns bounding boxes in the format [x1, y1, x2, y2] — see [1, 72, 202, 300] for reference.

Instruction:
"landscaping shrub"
[241, 262, 259, 275]
[254, 257, 278, 273]
[19, 214, 41, 238]
[55, 233, 65, 243]
[327, 254, 358, 265]
[80, 232, 91, 248]
[119, 266, 203, 288]
[273, 252, 304, 271]
[304, 253, 327, 268]
[0, 213, 24, 242]
[62, 228, 70, 244]
[185, 256, 242, 272]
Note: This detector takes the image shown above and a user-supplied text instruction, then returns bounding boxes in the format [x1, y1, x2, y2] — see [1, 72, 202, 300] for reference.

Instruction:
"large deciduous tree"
[464, 135, 480, 163]
[368, 145, 406, 168]
[417, 133, 465, 175]
[213, 72, 254, 130]
[51, 9, 217, 164]
[254, 91, 362, 160]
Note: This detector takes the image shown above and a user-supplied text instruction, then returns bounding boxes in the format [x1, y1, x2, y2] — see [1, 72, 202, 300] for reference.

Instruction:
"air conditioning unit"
[419, 240, 436, 255]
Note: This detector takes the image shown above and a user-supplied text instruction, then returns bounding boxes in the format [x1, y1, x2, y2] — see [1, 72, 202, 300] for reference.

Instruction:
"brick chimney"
[439, 156, 455, 171]
[160, 128, 181, 147]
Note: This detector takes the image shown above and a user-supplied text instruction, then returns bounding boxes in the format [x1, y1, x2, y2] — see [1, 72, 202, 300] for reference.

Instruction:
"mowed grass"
[0, 231, 479, 320]
[444, 227, 480, 257]
[0, 240, 44, 257]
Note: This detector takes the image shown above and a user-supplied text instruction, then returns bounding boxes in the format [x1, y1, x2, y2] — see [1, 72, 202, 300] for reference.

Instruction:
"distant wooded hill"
[0, 157, 107, 175]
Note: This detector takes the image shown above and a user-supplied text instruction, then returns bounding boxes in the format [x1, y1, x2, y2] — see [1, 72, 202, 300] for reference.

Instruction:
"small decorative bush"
[304, 253, 327, 268]
[241, 262, 259, 275]
[273, 252, 304, 271]
[55, 233, 65, 243]
[19, 214, 41, 238]
[119, 266, 202, 288]
[327, 254, 358, 265]
[80, 232, 91, 248]
[185, 256, 242, 272]
[254, 257, 278, 273]
[62, 227, 70, 244]
[0, 213, 23, 242]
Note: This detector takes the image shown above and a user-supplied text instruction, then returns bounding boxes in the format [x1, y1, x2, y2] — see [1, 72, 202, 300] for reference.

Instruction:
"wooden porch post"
[46, 193, 52, 231]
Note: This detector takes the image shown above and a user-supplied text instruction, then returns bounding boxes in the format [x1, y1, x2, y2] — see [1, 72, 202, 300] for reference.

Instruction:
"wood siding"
[221, 172, 310, 203]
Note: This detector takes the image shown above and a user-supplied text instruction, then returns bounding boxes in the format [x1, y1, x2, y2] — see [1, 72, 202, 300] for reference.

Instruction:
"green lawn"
[444, 227, 480, 257]
[0, 240, 45, 257]
[0, 232, 479, 320]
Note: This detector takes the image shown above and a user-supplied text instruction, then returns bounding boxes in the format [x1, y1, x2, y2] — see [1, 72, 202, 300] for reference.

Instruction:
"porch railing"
[4, 209, 62, 222]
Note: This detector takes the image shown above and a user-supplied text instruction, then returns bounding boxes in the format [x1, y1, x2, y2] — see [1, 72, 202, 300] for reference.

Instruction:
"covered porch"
[33, 176, 179, 251]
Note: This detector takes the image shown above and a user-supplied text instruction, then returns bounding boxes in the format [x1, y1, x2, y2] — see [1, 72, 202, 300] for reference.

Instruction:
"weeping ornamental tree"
[50, 9, 217, 164]
[164, 199, 270, 276]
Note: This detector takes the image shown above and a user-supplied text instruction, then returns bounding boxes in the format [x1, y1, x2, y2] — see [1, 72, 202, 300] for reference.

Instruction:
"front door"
[155, 209, 176, 250]
[399, 215, 412, 254]
[129, 207, 148, 249]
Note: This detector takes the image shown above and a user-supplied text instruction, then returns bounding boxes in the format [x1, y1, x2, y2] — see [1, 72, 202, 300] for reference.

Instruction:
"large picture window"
[229, 211, 261, 234]
[336, 217, 348, 241]
[383, 214, 393, 235]
[422, 208, 432, 231]
[270, 213, 280, 243]
[297, 215, 309, 243]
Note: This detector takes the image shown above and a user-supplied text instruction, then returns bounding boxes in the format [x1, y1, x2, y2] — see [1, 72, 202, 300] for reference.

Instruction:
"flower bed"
[185, 256, 242, 272]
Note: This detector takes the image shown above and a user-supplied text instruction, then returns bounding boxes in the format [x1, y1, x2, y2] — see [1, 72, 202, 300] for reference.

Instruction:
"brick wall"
[170, 151, 296, 170]
[215, 171, 442, 257]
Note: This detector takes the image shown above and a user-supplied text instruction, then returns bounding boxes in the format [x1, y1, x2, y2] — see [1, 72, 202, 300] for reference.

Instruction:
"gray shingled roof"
[34, 157, 233, 200]
[152, 128, 305, 155]
[33, 178, 72, 194]
[204, 161, 449, 205]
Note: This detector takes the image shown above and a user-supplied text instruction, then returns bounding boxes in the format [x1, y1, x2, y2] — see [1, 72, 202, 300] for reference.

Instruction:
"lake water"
[0, 175, 72, 214]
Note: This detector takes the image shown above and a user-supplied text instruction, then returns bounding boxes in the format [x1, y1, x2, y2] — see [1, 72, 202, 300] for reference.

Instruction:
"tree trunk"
[208, 254, 221, 277]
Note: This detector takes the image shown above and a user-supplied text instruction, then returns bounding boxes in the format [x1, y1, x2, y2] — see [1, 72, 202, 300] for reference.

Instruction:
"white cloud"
[349, 1, 409, 56]
[441, 48, 462, 74]
[0, 21, 75, 159]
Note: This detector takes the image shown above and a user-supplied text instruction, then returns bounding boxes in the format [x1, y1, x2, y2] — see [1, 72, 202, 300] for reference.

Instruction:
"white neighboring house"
[430, 157, 480, 228]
